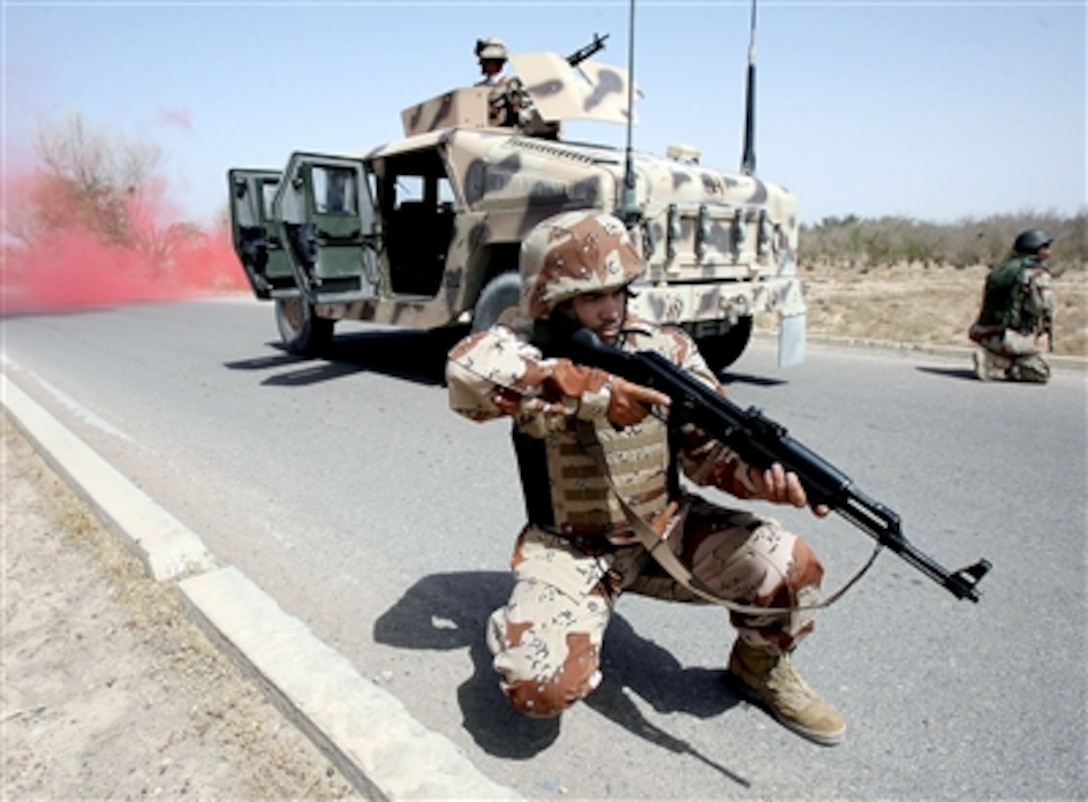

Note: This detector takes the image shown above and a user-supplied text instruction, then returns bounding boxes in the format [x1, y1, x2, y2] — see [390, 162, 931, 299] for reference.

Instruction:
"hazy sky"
[4, 0, 1085, 227]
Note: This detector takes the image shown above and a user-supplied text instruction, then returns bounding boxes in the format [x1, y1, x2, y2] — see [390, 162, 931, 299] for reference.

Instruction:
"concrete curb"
[2, 376, 216, 582]
[179, 567, 520, 801]
[1, 372, 522, 802]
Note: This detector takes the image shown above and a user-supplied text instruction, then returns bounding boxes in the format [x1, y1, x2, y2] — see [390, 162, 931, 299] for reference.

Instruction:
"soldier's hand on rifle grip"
[606, 376, 670, 428]
[751, 463, 830, 517]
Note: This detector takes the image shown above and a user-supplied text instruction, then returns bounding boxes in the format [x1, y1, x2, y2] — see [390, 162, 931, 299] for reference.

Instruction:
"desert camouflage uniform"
[473, 75, 531, 128]
[968, 255, 1055, 382]
[446, 320, 825, 718]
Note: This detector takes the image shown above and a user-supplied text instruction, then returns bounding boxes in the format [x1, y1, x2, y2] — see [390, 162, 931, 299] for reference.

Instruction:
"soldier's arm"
[1035, 269, 1056, 320]
[446, 326, 633, 433]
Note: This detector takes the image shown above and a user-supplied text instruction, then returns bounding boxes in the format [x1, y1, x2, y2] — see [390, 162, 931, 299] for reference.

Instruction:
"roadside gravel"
[2, 420, 361, 800]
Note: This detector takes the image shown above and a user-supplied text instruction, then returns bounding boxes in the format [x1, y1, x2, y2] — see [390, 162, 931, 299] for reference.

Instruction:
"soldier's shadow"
[374, 571, 748, 783]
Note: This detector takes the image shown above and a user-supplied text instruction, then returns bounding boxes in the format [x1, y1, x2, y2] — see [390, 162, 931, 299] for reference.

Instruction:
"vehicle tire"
[472, 271, 527, 334]
[275, 297, 335, 356]
[691, 316, 753, 373]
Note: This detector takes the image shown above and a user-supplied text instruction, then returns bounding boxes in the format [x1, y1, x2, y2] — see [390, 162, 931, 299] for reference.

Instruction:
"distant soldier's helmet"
[1013, 228, 1053, 255]
[475, 37, 508, 61]
[521, 211, 645, 320]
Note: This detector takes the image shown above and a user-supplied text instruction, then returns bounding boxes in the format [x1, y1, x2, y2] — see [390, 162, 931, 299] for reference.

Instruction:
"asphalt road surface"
[4, 296, 1085, 800]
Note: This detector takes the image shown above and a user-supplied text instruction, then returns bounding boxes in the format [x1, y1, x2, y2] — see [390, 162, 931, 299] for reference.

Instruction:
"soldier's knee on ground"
[501, 676, 578, 719]
[1007, 356, 1050, 383]
[495, 633, 602, 719]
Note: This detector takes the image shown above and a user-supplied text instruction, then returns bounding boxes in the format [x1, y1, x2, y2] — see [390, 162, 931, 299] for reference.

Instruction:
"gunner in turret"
[474, 37, 524, 127]
[475, 37, 509, 85]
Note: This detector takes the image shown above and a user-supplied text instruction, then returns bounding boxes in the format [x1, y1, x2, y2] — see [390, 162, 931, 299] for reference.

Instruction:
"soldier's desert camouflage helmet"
[521, 211, 645, 320]
[1013, 228, 1053, 255]
[475, 37, 508, 61]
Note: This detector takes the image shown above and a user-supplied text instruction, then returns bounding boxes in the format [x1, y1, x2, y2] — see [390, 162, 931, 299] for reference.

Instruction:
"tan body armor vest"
[513, 413, 672, 537]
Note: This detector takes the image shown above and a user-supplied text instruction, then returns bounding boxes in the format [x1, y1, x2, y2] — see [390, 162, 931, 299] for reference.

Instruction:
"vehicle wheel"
[275, 297, 335, 355]
[692, 316, 753, 373]
[472, 271, 527, 334]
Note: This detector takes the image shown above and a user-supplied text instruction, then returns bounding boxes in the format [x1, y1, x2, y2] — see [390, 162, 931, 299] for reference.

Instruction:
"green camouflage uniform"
[447, 320, 825, 718]
[969, 254, 1055, 382]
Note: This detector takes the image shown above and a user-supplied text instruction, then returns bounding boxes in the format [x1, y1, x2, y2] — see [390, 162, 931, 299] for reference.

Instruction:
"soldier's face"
[572, 289, 627, 345]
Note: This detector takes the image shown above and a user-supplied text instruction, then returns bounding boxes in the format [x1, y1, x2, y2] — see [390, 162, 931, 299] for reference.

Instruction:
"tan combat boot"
[973, 349, 1011, 381]
[728, 641, 846, 746]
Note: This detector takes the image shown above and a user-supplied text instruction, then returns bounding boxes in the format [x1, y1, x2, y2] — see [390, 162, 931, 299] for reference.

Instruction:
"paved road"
[4, 296, 1085, 800]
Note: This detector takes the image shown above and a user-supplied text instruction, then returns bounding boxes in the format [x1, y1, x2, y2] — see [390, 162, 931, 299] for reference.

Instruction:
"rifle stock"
[562, 329, 992, 602]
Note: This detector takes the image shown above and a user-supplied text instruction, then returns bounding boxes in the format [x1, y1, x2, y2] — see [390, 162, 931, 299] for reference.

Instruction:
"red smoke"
[2, 170, 248, 315]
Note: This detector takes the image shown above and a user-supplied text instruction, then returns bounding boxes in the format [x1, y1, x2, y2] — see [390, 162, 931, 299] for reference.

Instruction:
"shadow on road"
[374, 571, 750, 786]
[224, 326, 787, 394]
[720, 369, 787, 388]
[223, 326, 469, 388]
[915, 365, 980, 382]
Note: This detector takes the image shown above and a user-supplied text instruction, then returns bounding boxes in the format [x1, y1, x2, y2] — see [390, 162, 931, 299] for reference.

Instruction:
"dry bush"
[781, 212, 1087, 358]
[801, 212, 1086, 275]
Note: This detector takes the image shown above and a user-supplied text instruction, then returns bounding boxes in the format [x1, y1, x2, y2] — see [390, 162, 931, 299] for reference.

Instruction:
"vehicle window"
[395, 175, 423, 208]
[261, 180, 279, 218]
[314, 166, 358, 214]
[437, 177, 455, 208]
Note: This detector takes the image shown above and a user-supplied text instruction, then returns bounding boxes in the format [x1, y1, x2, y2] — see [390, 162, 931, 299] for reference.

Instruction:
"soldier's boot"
[728, 641, 846, 746]
[973, 349, 1010, 381]
[972, 350, 989, 381]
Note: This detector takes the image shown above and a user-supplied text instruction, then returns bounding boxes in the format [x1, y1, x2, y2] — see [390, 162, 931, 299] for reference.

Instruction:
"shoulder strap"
[579, 432, 878, 614]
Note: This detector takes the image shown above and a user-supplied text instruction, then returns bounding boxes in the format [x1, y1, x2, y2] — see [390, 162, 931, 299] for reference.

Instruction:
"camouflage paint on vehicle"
[227, 48, 807, 370]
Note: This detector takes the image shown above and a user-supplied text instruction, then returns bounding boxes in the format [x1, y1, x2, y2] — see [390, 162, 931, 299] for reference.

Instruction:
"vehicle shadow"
[223, 326, 468, 388]
[374, 571, 750, 786]
[225, 326, 784, 393]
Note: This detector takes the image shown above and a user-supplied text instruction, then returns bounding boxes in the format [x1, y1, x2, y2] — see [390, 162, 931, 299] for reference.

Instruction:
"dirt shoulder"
[1, 420, 360, 800]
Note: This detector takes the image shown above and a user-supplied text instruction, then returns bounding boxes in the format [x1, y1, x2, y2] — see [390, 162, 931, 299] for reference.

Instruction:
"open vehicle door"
[227, 169, 297, 299]
[271, 153, 380, 306]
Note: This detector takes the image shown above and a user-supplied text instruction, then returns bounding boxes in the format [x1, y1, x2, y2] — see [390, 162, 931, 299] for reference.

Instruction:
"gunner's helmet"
[475, 37, 509, 62]
[520, 211, 645, 320]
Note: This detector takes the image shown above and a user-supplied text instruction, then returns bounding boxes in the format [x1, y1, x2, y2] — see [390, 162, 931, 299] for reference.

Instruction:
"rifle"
[567, 33, 609, 67]
[557, 328, 993, 603]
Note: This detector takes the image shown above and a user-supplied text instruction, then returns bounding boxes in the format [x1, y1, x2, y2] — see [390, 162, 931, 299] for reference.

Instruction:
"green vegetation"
[801, 212, 1087, 274]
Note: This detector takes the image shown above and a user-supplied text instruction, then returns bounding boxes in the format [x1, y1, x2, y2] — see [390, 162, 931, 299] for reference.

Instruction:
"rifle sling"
[580, 435, 878, 615]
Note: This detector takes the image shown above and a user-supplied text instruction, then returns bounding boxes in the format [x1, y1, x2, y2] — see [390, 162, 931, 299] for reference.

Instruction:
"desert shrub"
[19, 114, 162, 248]
[801, 210, 1086, 272]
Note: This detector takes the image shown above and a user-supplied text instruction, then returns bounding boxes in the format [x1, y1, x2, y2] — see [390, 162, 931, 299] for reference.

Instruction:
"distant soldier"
[969, 228, 1056, 383]
[474, 37, 526, 127]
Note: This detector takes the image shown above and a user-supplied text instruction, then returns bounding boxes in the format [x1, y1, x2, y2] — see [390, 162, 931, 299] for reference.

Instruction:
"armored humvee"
[227, 48, 806, 372]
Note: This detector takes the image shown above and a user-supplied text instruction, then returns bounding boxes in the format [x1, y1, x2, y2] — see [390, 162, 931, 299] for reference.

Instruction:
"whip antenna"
[740, 0, 758, 176]
[618, 0, 641, 227]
